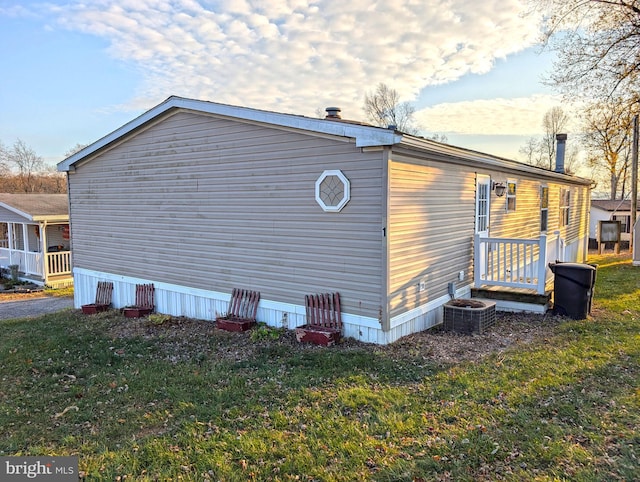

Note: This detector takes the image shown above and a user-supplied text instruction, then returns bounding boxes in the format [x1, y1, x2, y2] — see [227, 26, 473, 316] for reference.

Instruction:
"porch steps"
[45, 275, 74, 289]
[10, 273, 73, 289]
[471, 287, 552, 314]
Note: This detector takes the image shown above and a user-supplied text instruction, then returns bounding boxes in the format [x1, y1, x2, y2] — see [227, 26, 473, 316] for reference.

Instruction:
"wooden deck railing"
[474, 234, 552, 294]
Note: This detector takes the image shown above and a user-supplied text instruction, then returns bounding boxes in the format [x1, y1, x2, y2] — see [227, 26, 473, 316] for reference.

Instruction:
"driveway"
[0, 296, 75, 320]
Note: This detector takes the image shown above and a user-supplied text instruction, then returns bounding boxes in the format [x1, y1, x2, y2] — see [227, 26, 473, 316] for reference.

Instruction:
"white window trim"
[540, 185, 549, 232]
[506, 179, 517, 212]
[560, 187, 571, 227]
[315, 170, 351, 212]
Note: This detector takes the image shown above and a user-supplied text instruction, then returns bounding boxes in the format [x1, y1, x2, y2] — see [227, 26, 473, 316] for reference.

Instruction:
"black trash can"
[549, 263, 597, 319]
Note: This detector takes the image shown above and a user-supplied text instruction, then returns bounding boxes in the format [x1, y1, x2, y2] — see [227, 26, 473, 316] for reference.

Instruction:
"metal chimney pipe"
[555, 133, 567, 173]
[325, 107, 341, 119]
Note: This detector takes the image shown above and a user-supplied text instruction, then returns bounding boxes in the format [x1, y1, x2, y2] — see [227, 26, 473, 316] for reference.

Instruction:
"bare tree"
[534, 0, 640, 105]
[0, 138, 68, 193]
[519, 107, 576, 171]
[582, 99, 636, 199]
[364, 83, 420, 134]
[0, 140, 10, 175]
[4, 139, 45, 192]
[519, 137, 546, 167]
[541, 107, 571, 169]
[64, 143, 89, 158]
[429, 133, 449, 144]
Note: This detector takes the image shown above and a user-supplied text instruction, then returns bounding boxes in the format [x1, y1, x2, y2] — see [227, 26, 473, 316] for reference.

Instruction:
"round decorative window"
[315, 170, 350, 212]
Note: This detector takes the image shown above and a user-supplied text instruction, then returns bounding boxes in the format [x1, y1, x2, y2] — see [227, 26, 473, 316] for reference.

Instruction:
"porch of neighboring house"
[0, 221, 73, 288]
[470, 233, 568, 313]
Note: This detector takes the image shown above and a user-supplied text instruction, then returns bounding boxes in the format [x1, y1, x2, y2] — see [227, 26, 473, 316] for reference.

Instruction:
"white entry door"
[476, 175, 491, 280]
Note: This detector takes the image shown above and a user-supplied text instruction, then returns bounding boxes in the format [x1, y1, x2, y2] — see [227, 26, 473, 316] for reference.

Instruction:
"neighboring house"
[589, 199, 640, 243]
[0, 193, 73, 287]
[58, 96, 591, 344]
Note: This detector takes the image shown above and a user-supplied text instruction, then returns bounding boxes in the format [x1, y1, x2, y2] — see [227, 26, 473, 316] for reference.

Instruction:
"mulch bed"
[0, 283, 44, 295]
[106, 310, 567, 366]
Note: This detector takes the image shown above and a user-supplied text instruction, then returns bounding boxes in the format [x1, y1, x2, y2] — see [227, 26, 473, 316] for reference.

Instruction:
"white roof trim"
[56, 96, 592, 187]
[33, 215, 70, 222]
[57, 96, 404, 172]
[0, 202, 33, 221]
[398, 137, 592, 186]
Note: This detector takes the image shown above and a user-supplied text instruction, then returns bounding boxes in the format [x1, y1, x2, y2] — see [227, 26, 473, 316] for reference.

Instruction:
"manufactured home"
[0, 193, 73, 287]
[58, 96, 590, 344]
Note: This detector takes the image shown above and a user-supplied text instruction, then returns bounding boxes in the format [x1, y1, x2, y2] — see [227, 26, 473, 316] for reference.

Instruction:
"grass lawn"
[1, 253, 638, 481]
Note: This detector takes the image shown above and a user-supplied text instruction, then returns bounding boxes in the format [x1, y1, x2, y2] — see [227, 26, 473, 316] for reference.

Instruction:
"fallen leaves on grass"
[106, 311, 567, 366]
[53, 405, 79, 418]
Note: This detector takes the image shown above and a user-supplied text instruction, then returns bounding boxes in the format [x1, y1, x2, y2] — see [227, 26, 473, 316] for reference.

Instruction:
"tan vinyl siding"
[561, 183, 590, 245]
[68, 111, 384, 318]
[386, 158, 590, 319]
[486, 176, 589, 245]
[489, 178, 546, 240]
[387, 155, 476, 318]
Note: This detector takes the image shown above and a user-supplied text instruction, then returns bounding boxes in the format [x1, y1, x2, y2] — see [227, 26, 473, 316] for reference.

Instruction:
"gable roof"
[0, 194, 69, 222]
[591, 199, 640, 212]
[57, 96, 403, 172]
[57, 96, 591, 186]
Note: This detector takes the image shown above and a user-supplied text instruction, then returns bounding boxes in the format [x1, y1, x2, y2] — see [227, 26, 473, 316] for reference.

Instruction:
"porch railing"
[474, 234, 554, 294]
[0, 248, 42, 276]
[46, 251, 72, 276]
[0, 248, 71, 278]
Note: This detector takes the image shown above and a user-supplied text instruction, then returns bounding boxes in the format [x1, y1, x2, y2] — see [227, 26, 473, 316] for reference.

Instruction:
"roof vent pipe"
[555, 133, 567, 174]
[325, 107, 342, 119]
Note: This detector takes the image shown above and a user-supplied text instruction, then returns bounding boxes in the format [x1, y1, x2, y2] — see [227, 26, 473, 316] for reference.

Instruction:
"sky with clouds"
[0, 0, 568, 165]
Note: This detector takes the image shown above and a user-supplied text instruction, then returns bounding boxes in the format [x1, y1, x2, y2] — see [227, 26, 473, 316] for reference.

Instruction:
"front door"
[476, 175, 491, 280]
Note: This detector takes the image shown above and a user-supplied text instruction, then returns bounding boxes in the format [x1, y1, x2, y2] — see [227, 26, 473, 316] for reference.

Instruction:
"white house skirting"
[73, 268, 471, 345]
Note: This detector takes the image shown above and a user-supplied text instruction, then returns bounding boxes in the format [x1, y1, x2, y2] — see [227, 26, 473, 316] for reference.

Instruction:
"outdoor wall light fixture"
[492, 181, 507, 197]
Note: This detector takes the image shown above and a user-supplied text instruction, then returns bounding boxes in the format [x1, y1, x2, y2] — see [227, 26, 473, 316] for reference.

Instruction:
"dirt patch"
[107, 311, 566, 365]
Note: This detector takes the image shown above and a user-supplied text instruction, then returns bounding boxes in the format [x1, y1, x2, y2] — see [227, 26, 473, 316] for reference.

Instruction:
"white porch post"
[22, 223, 29, 252]
[7, 223, 14, 265]
[473, 233, 481, 288]
[554, 230, 564, 262]
[41, 222, 49, 284]
[537, 234, 548, 294]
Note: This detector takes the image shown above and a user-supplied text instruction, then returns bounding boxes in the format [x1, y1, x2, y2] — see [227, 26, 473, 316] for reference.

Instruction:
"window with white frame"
[540, 185, 549, 232]
[560, 188, 570, 227]
[506, 180, 517, 212]
[10, 223, 25, 250]
[315, 170, 350, 212]
[0, 222, 7, 248]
